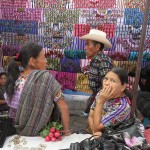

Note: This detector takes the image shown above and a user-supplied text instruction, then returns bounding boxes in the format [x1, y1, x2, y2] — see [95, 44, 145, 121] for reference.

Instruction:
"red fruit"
[57, 136, 62, 141]
[56, 130, 60, 134]
[50, 127, 56, 133]
[51, 137, 56, 142]
[49, 132, 54, 138]
[45, 136, 51, 142]
[54, 132, 60, 138]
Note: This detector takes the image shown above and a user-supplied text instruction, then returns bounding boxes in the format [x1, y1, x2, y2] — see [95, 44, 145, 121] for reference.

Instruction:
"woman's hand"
[61, 128, 72, 136]
[93, 131, 102, 138]
[97, 86, 115, 104]
[62, 130, 72, 136]
[56, 99, 70, 136]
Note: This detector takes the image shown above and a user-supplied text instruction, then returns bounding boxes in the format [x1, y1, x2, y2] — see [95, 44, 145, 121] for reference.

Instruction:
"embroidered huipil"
[91, 95, 131, 127]
[5, 75, 28, 118]
[89, 51, 113, 92]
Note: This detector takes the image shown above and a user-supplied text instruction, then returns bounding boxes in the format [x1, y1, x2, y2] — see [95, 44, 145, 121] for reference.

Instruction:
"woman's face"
[33, 49, 47, 70]
[102, 71, 126, 98]
[0, 74, 7, 86]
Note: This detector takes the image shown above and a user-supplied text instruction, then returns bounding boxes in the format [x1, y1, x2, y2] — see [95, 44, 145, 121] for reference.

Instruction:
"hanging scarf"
[15, 70, 61, 136]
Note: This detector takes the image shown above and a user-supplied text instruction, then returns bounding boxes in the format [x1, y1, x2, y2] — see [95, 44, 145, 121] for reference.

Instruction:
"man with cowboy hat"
[80, 29, 114, 116]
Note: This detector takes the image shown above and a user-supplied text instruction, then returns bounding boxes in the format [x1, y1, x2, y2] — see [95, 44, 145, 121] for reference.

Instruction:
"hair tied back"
[15, 53, 20, 61]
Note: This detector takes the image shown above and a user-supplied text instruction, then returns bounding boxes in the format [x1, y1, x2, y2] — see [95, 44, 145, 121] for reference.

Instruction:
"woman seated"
[0, 68, 9, 112]
[134, 65, 150, 121]
[5, 42, 70, 136]
[139, 65, 150, 92]
[88, 67, 131, 136]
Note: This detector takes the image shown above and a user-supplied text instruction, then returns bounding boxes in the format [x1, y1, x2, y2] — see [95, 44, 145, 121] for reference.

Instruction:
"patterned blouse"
[91, 93, 131, 127]
[5, 74, 63, 119]
[89, 51, 113, 92]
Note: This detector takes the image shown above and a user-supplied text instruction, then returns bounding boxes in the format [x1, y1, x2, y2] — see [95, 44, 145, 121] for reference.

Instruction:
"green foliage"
[39, 129, 49, 138]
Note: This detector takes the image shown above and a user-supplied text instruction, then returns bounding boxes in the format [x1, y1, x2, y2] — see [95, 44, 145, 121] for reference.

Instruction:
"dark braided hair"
[5, 42, 43, 99]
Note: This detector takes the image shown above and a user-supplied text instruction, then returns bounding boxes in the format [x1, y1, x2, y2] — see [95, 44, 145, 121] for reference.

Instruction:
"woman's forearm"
[88, 115, 94, 133]
[93, 102, 103, 132]
[60, 103, 70, 131]
[56, 99, 70, 133]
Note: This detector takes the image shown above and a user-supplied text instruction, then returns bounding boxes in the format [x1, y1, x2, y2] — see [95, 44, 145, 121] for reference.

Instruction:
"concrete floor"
[64, 94, 89, 133]
[70, 111, 88, 133]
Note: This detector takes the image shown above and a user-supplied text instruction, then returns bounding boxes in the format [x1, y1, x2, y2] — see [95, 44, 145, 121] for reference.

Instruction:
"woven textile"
[60, 58, 81, 73]
[56, 72, 76, 90]
[47, 58, 61, 71]
[15, 70, 61, 136]
[75, 73, 92, 94]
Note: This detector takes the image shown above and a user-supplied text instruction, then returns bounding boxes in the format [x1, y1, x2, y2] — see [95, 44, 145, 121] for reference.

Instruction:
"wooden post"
[131, 0, 150, 116]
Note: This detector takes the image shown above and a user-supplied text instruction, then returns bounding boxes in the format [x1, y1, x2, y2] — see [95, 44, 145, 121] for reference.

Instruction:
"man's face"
[84, 40, 100, 59]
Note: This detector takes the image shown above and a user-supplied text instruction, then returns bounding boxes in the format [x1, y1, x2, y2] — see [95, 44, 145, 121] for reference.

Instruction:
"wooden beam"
[131, 0, 150, 116]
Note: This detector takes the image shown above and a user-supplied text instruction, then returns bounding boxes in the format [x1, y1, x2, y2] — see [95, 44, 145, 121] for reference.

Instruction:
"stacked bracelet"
[61, 129, 72, 133]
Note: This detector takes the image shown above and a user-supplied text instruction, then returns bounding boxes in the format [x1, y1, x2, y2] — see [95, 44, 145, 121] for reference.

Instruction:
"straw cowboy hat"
[80, 29, 112, 48]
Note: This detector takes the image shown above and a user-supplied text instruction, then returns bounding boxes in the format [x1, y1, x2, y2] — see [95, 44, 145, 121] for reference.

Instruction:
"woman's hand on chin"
[97, 86, 115, 104]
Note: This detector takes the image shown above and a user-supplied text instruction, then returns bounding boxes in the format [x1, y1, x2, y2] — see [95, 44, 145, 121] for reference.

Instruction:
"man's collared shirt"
[89, 51, 113, 92]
